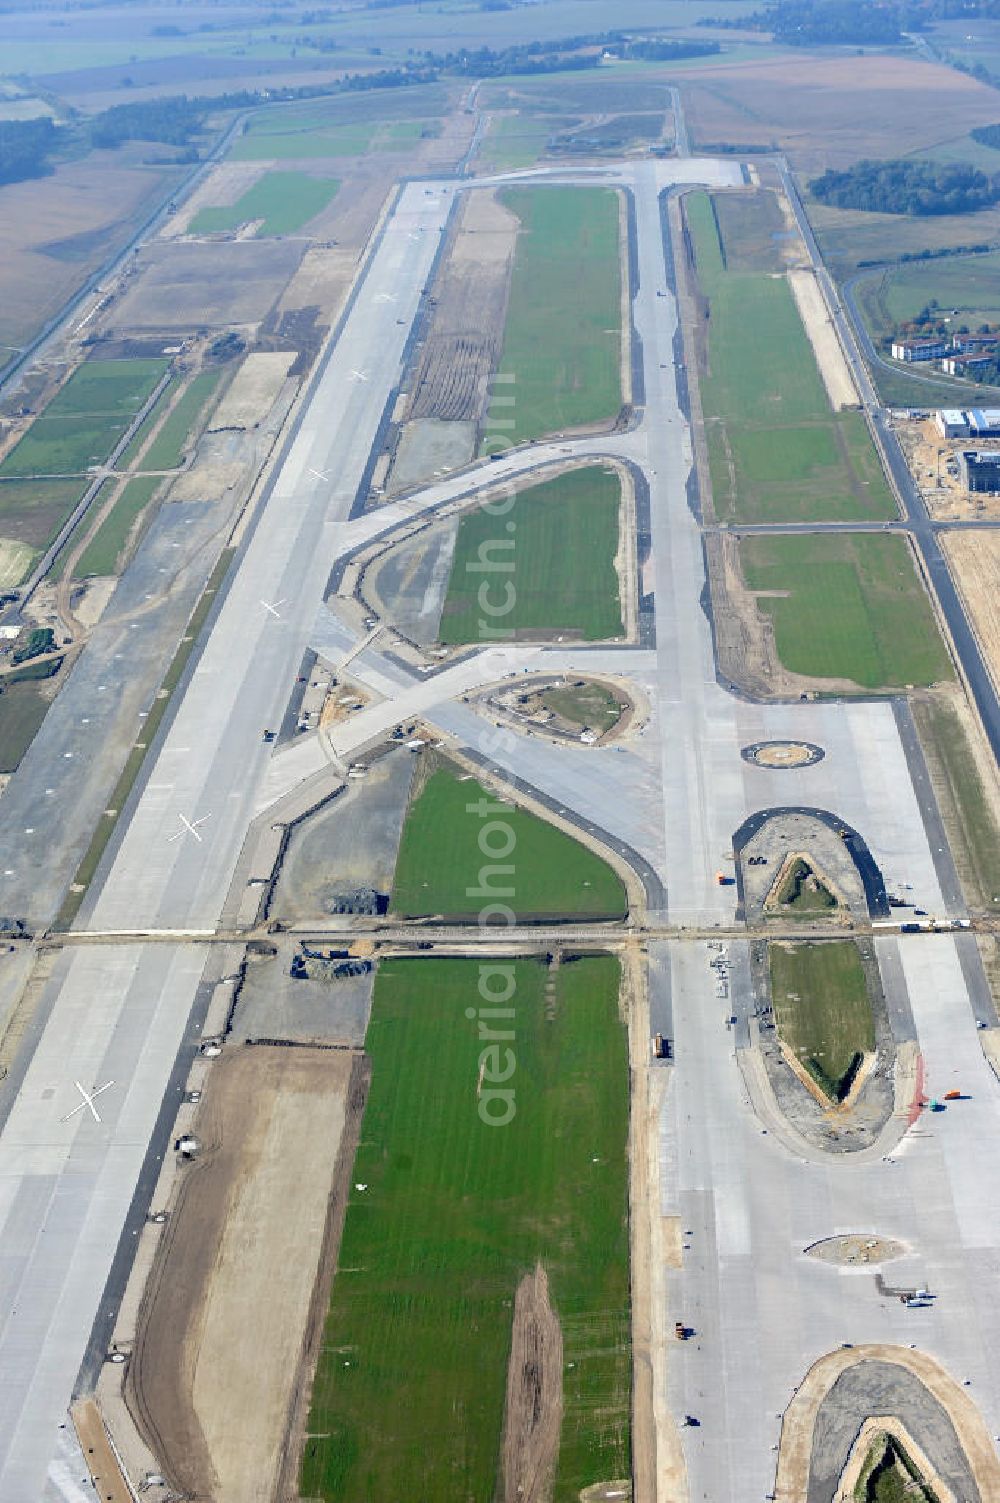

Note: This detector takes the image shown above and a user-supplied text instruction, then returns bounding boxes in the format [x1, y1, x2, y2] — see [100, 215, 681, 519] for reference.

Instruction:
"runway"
[0, 151, 997, 1503]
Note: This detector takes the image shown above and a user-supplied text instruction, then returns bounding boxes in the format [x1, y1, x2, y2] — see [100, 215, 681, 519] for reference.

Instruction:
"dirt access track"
[126, 1044, 366, 1503]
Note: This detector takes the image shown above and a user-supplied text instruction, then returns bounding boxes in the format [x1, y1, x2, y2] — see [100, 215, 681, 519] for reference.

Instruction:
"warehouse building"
[959, 449, 1000, 492]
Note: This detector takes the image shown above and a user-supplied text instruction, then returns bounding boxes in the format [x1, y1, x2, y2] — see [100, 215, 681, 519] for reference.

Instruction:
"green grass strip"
[189, 170, 338, 237]
[440, 466, 623, 643]
[391, 764, 627, 920]
[75, 475, 162, 577]
[139, 369, 224, 472]
[770, 939, 874, 1101]
[740, 532, 952, 689]
[301, 954, 630, 1503]
[485, 186, 622, 448]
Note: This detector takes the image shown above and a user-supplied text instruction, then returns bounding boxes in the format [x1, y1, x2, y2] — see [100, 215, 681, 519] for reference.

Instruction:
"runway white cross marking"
[349, 369, 369, 383]
[261, 598, 286, 619]
[61, 1080, 114, 1124]
[307, 467, 329, 482]
[372, 292, 396, 304]
[167, 812, 211, 844]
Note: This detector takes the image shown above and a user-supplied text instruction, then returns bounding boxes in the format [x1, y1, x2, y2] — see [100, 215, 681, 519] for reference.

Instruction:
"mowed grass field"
[391, 765, 627, 920]
[0, 358, 166, 480]
[138, 369, 224, 472]
[686, 192, 896, 524]
[189, 171, 338, 237]
[76, 476, 161, 577]
[485, 187, 622, 448]
[301, 954, 630, 1503]
[770, 939, 874, 1101]
[740, 533, 952, 689]
[440, 467, 623, 643]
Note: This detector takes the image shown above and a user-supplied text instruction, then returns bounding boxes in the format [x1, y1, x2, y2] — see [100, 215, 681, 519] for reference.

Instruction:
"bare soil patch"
[805, 1233, 906, 1267]
[111, 239, 304, 332]
[405, 189, 517, 425]
[126, 1044, 364, 1503]
[207, 352, 295, 432]
[787, 268, 857, 410]
[501, 1263, 564, 1503]
[942, 531, 1000, 697]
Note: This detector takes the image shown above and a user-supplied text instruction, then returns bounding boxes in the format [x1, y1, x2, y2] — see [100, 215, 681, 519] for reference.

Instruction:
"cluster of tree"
[0, 117, 58, 186]
[810, 159, 1000, 216]
[618, 37, 720, 60]
[89, 96, 207, 149]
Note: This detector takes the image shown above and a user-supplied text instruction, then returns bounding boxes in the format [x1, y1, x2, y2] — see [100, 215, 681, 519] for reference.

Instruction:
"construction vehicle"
[653, 1034, 672, 1059]
[675, 1321, 689, 1340]
[715, 871, 734, 886]
[944, 1089, 963, 1101]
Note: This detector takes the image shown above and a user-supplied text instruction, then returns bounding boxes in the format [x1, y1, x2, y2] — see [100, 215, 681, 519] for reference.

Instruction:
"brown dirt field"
[71, 1398, 133, 1503]
[942, 531, 1000, 696]
[786, 268, 857, 410]
[208, 352, 294, 432]
[501, 1263, 564, 1503]
[111, 239, 305, 333]
[679, 54, 1000, 172]
[0, 148, 185, 350]
[406, 189, 517, 424]
[126, 1044, 365, 1503]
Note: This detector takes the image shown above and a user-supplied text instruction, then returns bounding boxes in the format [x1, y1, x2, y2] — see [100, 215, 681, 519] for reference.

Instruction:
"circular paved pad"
[741, 739, 825, 770]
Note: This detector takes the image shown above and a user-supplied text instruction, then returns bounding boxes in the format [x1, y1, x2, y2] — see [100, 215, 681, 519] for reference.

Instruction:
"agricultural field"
[440, 467, 623, 644]
[301, 954, 630, 1503]
[686, 192, 895, 523]
[485, 187, 622, 447]
[189, 171, 339, 237]
[0, 478, 87, 574]
[231, 121, 376, 161]
[476, 113, 562, 173]
[770, 939, 874, 1102]
[391, 764, 628, 920]
[680, 52, 1000, 173]
[136, 369, 224, 472]
[0, 359, 167, 480]
[75, 476, 162, 577]
[739, 533, 953, 690]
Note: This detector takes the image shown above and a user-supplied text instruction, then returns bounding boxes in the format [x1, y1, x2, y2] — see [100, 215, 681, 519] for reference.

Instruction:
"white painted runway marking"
[167, 812, 211, 844]
[261, 598, 286, 620]
[307, 467, 329, 482]
[61, 1080, 114, 1124]
[373, 292, 396, 304]
[349, 369, 369, 383]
